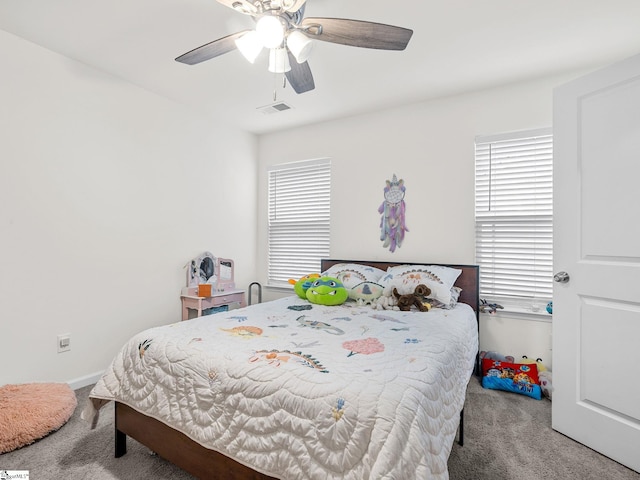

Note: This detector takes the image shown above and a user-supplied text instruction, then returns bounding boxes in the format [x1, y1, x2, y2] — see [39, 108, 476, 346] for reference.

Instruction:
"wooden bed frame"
[114, 259, 479, 480]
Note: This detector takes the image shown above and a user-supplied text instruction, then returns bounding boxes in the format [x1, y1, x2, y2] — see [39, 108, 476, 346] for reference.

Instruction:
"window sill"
[264, 284, 295, 293]
[482, 304, 552, 323]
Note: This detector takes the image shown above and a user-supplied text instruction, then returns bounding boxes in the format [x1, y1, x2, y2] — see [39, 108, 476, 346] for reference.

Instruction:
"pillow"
[321, 263, 386, 290]
[481, 358, 542, 400]
[428, 286, 462, 310]
[379, 264, 462, 307]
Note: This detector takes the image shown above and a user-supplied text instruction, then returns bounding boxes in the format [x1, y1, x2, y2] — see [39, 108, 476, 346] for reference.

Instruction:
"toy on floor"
[520, 355, 548, 372]
[520, 356, 552, 400]
[539, 370, 553, 400]
[479, 350, 515, 363]
[481, 357, 542, 400]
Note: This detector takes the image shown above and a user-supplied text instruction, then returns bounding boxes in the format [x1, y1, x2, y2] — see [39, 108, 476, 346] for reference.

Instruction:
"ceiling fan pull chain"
[273, 73, 278, 102]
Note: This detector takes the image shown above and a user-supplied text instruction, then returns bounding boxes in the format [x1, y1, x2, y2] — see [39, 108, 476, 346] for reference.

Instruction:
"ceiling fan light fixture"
[287, 30, 313, 63]
[178, 1, 414, 95]
[256, 15, 285, 49]
[268, 47, 291, 73]
[235, 30, 263, 63]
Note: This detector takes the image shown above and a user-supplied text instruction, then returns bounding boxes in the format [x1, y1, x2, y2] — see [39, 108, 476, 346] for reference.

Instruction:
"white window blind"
[268, 158, 331, 287]
[475, 128, 553, 303]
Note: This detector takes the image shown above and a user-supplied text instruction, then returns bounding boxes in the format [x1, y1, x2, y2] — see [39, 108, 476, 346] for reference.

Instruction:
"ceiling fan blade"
[215, 0, 256, 14]
[175, 31, 249, 65]
[301, 18, 413, 50]
[285, 51, 315, 94]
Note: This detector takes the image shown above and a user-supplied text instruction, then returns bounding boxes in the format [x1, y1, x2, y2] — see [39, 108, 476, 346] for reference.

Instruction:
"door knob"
[554, 271, 570, 283]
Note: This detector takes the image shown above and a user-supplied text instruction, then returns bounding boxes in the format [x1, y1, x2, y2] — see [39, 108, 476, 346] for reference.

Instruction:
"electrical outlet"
[57, 334, 71, 353]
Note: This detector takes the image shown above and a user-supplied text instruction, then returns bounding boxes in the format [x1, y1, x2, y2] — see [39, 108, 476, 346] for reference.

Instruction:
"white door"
[553, 52, 640, 473]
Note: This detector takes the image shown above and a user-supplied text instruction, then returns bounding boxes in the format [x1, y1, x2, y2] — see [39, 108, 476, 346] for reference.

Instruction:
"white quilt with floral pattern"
[89, 295, 478, 480]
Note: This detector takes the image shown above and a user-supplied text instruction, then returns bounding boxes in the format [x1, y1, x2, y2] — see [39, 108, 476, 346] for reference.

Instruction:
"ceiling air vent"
[257, 102, 293, 115]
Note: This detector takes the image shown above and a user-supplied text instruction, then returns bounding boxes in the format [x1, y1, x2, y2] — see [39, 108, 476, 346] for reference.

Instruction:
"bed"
[86, 259, 479, 480]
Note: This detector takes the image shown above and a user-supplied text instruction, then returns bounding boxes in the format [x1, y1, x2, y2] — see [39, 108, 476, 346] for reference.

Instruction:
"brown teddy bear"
[392, 284, 432, 312]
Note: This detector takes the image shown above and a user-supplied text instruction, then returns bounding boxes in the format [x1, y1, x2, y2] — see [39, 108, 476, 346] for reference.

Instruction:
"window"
[475, 128, 553, 310]
[268, 158, 331, 287]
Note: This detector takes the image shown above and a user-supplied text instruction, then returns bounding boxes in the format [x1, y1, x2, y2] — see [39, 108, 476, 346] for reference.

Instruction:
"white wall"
[0, 30, 258, 386]
[256, 73, 586, 368]
[0, 28, 582, 385]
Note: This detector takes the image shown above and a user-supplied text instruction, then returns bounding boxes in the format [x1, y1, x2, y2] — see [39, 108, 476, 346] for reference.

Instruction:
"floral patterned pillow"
[322, 263, 386, 290]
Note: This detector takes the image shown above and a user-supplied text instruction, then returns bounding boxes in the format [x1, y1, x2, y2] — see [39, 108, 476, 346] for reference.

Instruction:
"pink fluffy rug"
[0, 382, 77, 454]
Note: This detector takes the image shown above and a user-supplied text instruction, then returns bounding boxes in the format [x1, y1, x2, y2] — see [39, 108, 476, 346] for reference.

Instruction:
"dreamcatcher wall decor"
[378, 174, 408, 252]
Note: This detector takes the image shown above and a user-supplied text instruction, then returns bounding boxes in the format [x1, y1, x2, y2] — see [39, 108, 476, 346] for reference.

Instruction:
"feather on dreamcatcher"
[378, 174, 408, 252]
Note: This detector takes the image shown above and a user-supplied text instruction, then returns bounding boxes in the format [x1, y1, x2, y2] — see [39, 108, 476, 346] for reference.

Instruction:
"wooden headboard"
[320, 259, 480, 321]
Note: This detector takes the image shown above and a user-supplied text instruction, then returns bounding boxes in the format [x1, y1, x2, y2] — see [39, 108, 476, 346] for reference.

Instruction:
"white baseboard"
[68, 371, 103, 390]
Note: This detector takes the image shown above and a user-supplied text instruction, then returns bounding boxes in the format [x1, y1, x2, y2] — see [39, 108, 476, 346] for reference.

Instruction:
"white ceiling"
[1, 0, 640, 135]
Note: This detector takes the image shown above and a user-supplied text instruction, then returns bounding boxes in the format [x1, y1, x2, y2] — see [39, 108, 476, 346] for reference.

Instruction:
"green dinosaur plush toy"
[306, 276, 349, 306]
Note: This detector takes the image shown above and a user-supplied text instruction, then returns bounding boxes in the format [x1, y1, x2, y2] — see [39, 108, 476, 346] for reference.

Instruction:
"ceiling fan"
[175, 0, 413, 94]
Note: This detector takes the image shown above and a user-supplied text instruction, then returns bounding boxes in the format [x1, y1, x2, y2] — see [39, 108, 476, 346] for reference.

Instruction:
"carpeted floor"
[449, 377, 640, 480]
[1, 378, 639, 479]
[1, 383, 194, 480]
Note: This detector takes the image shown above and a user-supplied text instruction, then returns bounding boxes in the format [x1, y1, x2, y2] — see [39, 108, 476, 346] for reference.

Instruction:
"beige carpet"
[0, 382, 77, 454]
